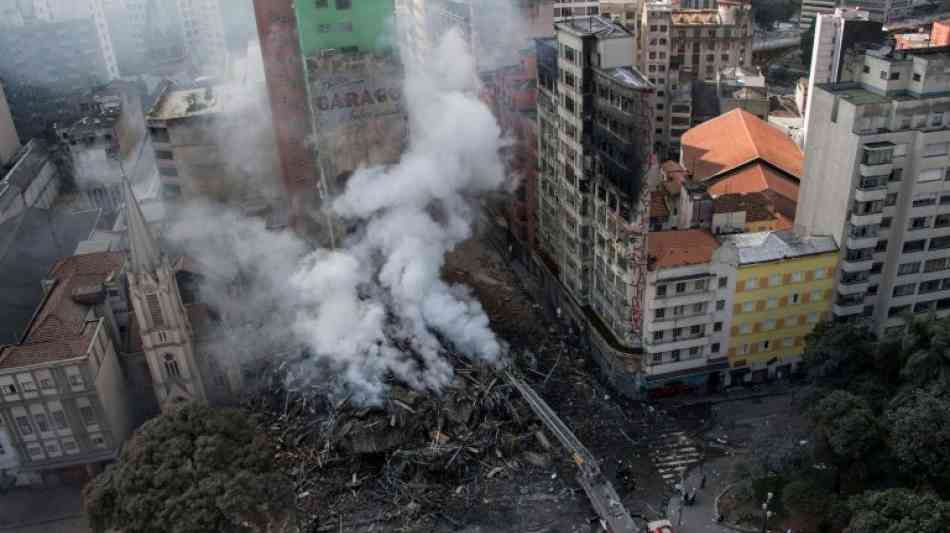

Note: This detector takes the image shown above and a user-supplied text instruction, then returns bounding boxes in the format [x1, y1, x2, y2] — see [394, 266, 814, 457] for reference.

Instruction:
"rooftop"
[681, 108, 803, 181]
[599, 66, 653, 90]
[720, 230, 838, 265]
[648, 229, 720, 270]
[556, 16, 631, 39]
[712, 192, 774, 222]
[148, 84, 236, 121]
[706, 160, 799, 204]
[0, 251, 125, 369]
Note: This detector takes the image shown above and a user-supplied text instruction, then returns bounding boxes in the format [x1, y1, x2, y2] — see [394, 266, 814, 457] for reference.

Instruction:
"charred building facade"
[535, 18, 658, 395]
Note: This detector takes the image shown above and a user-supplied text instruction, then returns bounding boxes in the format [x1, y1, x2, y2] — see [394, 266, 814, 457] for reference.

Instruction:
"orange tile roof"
[648, 229, 719, 270]
[681, 108, 803, 182]
[706, 161, 800, 203]
[0, 251, 125, 369]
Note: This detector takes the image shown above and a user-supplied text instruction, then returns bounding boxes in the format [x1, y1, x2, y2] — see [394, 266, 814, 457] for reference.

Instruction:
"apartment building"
[839, 0, 912, 23]
[146, 82, 281, 205]
[535, 18, 663, 394]
[639, 0, 753, 156]
[640, 229, 735, 392]
[176, 0, 227, 74]
[800, 0, 837, 30]
[0, 252, 133, 485]
[797, 46, 950, 335]
[554, 0, 599, 21]
[599, 0, 641, 29]
[721, 230, 838, 383]
[803, 8, 884, 142]
[55, 82, 155, 212]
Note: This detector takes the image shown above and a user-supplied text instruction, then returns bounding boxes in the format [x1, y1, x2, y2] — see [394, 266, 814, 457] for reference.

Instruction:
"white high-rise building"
[803, 8, 883, 142]
[176, 0, 227, 74]
[798, 46, 950, 335]
[554, 1, 599, 21]
[17, 0, 120, 79]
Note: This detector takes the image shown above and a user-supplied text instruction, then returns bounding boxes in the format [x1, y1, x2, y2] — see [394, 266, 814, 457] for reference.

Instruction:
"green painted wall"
[294, 0, 395, 55]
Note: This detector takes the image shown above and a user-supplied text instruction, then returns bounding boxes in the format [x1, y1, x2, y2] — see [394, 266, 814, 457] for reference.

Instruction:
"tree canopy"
[886, 389, 950, 486]
[845, 489, 950, 533]
[83, 404, 294, 533]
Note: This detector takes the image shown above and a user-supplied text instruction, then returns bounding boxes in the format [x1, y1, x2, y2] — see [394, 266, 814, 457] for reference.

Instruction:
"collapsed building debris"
[247, 352, 581, 532]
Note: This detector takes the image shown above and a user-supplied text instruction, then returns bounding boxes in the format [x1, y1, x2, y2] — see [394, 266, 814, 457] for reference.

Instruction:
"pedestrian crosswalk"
[632, 409, 705, 487]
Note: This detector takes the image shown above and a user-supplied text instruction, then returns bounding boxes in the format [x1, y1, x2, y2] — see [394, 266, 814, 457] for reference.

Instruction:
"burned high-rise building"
[254, 0, 406, 232]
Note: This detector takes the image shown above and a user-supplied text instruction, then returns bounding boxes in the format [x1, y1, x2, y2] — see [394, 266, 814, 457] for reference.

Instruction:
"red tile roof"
[0, 252, 125, 369]
[648, 229, 719, 270]
[706, 161, 800, 203]
[681, 108, 803, 181]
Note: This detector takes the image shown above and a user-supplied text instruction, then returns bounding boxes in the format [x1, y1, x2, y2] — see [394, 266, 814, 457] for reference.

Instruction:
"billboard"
[306, 52, 407, 188]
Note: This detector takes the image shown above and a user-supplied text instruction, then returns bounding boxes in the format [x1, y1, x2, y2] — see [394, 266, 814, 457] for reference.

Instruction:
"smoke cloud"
[168, 27, 509, 403]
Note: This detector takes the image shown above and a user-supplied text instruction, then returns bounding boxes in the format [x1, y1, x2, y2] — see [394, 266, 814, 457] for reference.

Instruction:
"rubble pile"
[248, 354, 566, 532]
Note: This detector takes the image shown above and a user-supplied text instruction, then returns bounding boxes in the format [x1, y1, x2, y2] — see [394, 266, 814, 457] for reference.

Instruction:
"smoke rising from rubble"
[169, 28, 509, 402]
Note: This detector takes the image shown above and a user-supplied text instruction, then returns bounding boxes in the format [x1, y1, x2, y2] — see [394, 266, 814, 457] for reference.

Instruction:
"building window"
[654, 331, 664, 341]
[898, 262, 921, 275]
[26, 443, 43, 459]
[863, 146, 893, 165]
[79, 406, 96, 427]
[62, 439, 78, 453]
[742, 301, 754, 312]
[671, 350, 681, 361]
[158, 166, 179, 177]
[925, 142, 949, 157]
[655, 308, 666, 319]
[146, 294, 164, 327]
[155, 150, 174, 160]
[149, 127, 169, 142]
[39, 378, 53, 389]
[761, 340, 771, 351]
[690, 325, 702, 335]
[711, 343, 720, 353]
[34, 413, 49, 433]
[716, 300, 725, 311]
[4, 383, 16, 394]
[335, 0, 351, 9]
[790, 292, 800, 304]
[719, 277, 727, 288]
[90, 434, 107, 449]
[745, 278, 758, 290]
[164, 354, 182, 378]
[791, 271, 803, 283]
[783, 337, 794, 348]
[656, 285, 667, 297]
[910, 217, 931, 230]
[807, 312, 819, 323]
[767, 297, 778, 309]
[764, 319, 776, 331]
[652, 353, 662, 362]
[903, 240, 926, 253]
[714, 322, 723, 332]
[885, 193, 898, 206]
[740, 323, 752, 334]
[51, 409, 67, 430]
[16, 416, 32, 435]
[930, 236, 950, 250]
[676, 282, 687, 293]
[890, 168, 904, 182]
[913, 72, 922, 81]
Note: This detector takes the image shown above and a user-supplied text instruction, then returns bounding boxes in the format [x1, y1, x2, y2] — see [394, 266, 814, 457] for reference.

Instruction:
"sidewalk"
[0, 485, 86, 531]
[666, 456, 745, 533]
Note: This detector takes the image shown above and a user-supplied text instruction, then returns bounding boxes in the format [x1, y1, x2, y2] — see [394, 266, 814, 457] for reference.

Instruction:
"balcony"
[847, 235, 878, 250]
[850, 211, 883, 226]
[833, 300, 865, 317]
[837, 278, 869, 296]
[841, 255, 873, 273]
[859, 161, 893, 177]
[854, 185, 888, 203]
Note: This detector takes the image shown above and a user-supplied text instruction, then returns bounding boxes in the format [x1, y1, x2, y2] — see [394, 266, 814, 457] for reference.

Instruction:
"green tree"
[900, 317, 950, 388]
[809, 390, 882, 492]
[845, 489, 950, 533]
[886, 389, 950, 489]
[802, 321, 876, 385]
[83, 405, 295, 533]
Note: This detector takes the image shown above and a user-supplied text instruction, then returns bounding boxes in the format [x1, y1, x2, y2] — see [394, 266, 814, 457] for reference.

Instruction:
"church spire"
[123, 179, 161, 273]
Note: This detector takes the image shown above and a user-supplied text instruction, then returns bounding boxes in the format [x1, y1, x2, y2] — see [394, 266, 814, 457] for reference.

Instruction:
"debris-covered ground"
[249, 236, 711, 532]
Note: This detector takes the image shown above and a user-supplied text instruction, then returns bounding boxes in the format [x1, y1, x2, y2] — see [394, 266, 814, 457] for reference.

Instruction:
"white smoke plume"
[168, 27, 509, 403]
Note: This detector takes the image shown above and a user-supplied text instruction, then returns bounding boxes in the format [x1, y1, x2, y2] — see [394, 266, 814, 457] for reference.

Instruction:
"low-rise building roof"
[706, 160, 799, 203]
[648, 229, 719, 270]
[712, 192, 774, 222]
[681, 108, 803, 181]
[720, 230, 837, 265]
[0, 251, 125, 369]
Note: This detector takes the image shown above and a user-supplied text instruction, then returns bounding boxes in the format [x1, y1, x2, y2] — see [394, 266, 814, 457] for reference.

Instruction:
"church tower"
[123, 180, 208, 411]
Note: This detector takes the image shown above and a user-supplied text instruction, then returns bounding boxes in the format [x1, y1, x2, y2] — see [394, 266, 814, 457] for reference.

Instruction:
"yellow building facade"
[721, 231, 839, 383]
